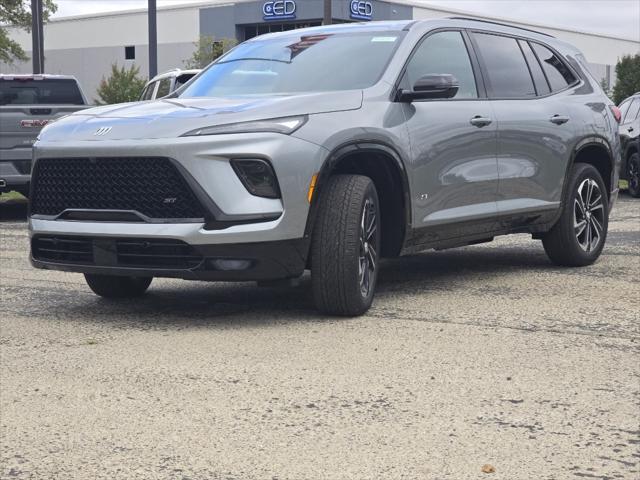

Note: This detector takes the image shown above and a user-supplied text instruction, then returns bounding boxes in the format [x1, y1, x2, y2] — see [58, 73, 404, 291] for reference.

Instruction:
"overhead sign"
[263, 0, 296, 21]
[350, 0, 373, 21]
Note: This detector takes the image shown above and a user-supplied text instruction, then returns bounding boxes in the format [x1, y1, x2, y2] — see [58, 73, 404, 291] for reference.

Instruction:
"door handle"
[550, 114, 570, 125]
[470, 116, 492, 128]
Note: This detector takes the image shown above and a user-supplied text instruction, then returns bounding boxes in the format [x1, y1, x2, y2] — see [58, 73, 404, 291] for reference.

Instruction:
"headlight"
[181, 115, 307, 137]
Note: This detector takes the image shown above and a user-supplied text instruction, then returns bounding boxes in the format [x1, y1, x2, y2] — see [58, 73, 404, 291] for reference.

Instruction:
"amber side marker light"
[307, 173, 318, 203]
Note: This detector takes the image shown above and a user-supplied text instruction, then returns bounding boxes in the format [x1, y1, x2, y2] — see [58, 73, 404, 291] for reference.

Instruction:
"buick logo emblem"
[94, 126, 112, 136]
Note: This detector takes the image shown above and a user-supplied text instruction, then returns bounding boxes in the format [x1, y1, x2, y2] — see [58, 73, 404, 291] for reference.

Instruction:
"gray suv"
[29, 18, 621, 316]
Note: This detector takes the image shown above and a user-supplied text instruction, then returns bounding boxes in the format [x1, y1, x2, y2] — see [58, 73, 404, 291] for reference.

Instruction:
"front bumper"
[31, 133, 327, 240]
[29, 132, 327, 280]
[31, 235, 309, 281]
[0, 148, 32, 192]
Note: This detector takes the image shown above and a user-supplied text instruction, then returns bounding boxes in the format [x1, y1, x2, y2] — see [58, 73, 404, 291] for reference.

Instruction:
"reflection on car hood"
[37, 92, 363, 142]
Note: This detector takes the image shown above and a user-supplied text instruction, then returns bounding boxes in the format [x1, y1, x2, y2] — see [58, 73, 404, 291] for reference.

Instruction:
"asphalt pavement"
[1, 194, 638, 480]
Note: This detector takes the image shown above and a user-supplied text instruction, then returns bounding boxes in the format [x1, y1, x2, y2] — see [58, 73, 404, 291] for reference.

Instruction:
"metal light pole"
[31, 0, 44, 73]
[148, 0, 158, 79]
[323, 0, 332, 25]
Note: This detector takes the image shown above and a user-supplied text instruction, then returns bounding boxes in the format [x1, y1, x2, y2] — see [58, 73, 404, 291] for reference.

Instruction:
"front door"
[400, 30, 498, 243]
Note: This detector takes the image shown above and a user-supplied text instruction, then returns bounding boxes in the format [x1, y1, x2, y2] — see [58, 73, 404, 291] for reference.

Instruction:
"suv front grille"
[32, 236, 94, 264]
[32, 236, 203, 270]
[116, 239, 203, 269]
[30, 157, 207, 220]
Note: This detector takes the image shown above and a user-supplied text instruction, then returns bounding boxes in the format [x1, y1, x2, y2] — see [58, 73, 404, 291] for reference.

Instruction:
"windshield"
[179, 31, 404, 98]
[0, 79, 84, 105]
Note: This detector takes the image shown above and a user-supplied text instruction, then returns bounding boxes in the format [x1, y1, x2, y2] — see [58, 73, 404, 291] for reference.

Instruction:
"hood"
[37, 91, 363, 142]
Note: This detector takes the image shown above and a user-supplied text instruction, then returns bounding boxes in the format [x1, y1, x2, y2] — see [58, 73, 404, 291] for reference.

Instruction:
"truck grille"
[32, 236, 203, 269]
[30, 157, 207, 220]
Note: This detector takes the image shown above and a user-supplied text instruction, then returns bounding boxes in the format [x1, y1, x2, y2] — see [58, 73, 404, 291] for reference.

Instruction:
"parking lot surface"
[1, 195, 638, 480]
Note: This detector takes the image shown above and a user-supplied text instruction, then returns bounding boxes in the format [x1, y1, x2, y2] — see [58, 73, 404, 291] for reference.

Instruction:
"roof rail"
[448, 16, 555, 38]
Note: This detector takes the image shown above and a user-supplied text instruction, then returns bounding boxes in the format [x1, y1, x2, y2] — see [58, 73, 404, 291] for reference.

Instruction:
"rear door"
[401, 30, 499, 241]
[470, 32, 578, 224]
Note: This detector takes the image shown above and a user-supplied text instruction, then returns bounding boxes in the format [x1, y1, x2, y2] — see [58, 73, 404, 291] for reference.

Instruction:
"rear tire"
[627, 153, 640, 198]
[311, 175, 380, 316]
[84, 274, 152, 298]
[542, 163, 608, 267]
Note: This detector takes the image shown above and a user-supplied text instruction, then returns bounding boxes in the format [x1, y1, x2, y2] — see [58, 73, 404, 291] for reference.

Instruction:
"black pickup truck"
[0, 74, 89, 197]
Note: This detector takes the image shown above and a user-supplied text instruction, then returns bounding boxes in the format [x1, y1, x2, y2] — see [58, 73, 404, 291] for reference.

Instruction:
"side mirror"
[398, 74, 459, 102]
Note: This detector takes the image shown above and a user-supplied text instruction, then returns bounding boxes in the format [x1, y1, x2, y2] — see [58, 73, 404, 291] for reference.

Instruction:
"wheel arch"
[568, 136, 616, 199]
[304, 140, 412, 258]
[541, 136, 616, 232]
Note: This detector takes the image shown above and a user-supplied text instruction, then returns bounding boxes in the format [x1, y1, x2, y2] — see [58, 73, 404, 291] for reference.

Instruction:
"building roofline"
[402, 0, 639, 43]
[45, 0, 246, 23]
[36, 0, 640, 44]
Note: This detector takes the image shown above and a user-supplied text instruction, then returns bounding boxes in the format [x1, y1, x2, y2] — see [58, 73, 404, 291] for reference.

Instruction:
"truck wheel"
[84, 274, 152, 298]
[627, 153, 640, 198]
[542, 163, 608, 267]
[311, 174, 380, 316]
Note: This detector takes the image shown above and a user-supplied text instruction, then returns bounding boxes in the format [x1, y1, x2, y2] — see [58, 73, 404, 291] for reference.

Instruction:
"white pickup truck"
[0, 74, 89, 197]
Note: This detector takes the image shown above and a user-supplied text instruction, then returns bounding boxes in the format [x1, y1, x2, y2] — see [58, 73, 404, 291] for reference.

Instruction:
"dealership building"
[2, 0, 639, 102]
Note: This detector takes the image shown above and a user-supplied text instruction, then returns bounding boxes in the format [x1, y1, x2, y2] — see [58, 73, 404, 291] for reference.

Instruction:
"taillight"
[610, 105, 622, 123]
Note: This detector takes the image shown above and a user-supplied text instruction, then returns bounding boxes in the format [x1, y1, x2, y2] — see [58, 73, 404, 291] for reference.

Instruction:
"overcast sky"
[51, 0, 640, 40]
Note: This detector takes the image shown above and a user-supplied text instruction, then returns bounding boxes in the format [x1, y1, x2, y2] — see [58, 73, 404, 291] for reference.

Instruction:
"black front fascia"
[31, 236, 309, 281]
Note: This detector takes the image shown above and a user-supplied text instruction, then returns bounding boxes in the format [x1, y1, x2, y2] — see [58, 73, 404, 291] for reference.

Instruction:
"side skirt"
[400, 207, 559, 255]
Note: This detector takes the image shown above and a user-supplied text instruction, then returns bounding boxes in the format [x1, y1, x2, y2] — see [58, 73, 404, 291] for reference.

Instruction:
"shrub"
[184, 35, 237, 69]
[612, 54, 640, 105]
[95, 63, 147, 105]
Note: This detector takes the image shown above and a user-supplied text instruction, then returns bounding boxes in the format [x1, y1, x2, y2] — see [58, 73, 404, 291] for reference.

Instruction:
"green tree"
[184, 35, 237, 69]
[599, 78, 612, 100]
[0, 0, 57, 64]
[95, 64, 147, 105]
[612, 54, 640, 105]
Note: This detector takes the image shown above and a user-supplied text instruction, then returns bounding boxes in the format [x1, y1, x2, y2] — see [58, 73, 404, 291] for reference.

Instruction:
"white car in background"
[139, 68, 201, 100]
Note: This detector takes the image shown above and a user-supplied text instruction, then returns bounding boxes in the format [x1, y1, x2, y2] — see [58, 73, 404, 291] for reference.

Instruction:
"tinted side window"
[175, 73, 197, 89]
[141, 83, 155, 100]
[624, 98, 640, 124]
[532, 43, 576, 91]
[404, 31, 478, 99]
[156, 78, 172, 98]
[519, 40, 550, 96]
[618, 99, 632, 120]
[0, 79, 84, 105]
[473, 33, 535, 98]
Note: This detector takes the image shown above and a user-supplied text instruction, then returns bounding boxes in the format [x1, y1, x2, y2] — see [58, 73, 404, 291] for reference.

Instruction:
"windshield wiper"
[215, 57, 292, 65]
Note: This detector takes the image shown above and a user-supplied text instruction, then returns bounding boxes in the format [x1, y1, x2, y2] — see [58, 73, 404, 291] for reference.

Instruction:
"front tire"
[84, 274, 152, 298]
[311, 175, 380, 316]
[627, 153, 640, 198]
[542, 163, 608, 267]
